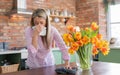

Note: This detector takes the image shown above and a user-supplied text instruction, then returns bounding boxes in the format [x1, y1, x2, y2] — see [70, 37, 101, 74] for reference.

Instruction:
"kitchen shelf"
[50, 15, 76, 24]
[50, 15, 76, 19]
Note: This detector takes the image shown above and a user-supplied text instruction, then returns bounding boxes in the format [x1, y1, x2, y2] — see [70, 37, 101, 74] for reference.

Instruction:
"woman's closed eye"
[34, 17, 46, 26]
[35, 22, 45, 26]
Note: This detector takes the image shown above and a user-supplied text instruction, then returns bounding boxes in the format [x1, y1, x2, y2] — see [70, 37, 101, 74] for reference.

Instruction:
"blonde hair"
[30, 8, 51, 49]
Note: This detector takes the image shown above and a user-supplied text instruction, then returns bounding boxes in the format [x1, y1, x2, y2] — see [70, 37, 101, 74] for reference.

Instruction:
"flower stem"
[77, 43, 93, 70]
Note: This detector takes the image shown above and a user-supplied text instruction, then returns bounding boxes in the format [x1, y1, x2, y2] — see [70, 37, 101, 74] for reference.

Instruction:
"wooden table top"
[1, 61, 120, 75]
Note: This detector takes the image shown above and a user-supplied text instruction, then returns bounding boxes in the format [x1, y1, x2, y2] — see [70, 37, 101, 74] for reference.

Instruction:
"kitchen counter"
[0, 50, 22, 55]
[0, 49, 27, 59]
[0, 61, 120, 75]
[0, 48, 60, 55]
[0, 48, 61, 59]
[110, 46, 120, 49]
[110, 43, 120, 49]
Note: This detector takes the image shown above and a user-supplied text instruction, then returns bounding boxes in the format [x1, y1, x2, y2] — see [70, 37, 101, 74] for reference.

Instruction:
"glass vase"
[77, 43, 93, 70]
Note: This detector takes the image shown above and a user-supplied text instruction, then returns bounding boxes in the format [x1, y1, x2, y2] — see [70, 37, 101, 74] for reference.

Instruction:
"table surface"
[1, 61, 120, 75]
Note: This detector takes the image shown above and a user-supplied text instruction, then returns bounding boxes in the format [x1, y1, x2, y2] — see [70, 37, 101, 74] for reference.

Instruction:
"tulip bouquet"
[62, 22, 110, 70]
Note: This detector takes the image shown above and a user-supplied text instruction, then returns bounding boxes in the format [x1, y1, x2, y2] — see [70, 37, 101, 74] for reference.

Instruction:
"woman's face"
[34, 17, 46, 27]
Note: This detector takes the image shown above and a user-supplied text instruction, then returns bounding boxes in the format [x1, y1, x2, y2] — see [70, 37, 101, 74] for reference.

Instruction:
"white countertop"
[0, 48, 60, 59]
[110, 46, 120, 49]
[0, 50, 22, 55]
[0, 48, 60, 55]
[0, 45, 120, 55]
[110, 43, 120, 49]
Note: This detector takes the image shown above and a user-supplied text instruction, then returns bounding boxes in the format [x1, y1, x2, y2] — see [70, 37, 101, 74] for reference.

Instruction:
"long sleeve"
[52, 27, 70, 61]
[25, 27, 38, 56]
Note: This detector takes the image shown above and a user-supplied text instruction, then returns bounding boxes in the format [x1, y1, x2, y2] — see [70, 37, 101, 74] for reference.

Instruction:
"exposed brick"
[0, 0, 76, 48]
[76, 0, 107, 39]
[0, 0, 107, 48]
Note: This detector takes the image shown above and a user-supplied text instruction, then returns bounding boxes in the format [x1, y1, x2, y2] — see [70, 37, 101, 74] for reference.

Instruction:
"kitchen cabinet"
[0, 50, 24, 71]
[99, 47, 120, 63]
[0, 53, 21, 65]
[0, 52, 21, 72]
[52, 48, 77, 65]
[0, 51, 21, 65]
[52, 50, 62, 65]
[70, 54, 77, 62]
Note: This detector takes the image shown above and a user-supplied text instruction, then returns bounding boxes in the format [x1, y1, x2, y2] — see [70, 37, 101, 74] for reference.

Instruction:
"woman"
[25, 9, 70, 69]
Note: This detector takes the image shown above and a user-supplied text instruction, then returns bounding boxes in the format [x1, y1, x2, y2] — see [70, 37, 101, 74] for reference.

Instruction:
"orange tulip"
[91, 22, 99, 31]
[82, 36, 90, 45]
[91, 36, 99, 44]
[97, 34, 102, 40]
[85, 27, 89, 31]
[74, 32, 82, 41]
[92, 46, 99, 55]
[67, 34, 74, 42]
[68, 49, 75, 55]
[67, 25, 75, 32]
[71, 42, 79, 51]
[62, 22, 110, 56]
[101, 47, 110, 55]
[62, 34, 69, 42]
[77, 40, 83, 47]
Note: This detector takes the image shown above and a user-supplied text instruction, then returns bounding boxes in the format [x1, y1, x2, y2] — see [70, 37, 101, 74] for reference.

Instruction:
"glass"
[75, 52, 80, 68]
[76, 43, 93, 70]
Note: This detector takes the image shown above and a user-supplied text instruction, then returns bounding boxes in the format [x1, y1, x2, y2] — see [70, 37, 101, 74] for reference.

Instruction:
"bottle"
[0, 60, 4, 66]
[4, 59, 10, 66]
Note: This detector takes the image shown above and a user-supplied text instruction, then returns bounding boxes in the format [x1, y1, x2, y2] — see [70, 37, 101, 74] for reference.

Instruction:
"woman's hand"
[64, 60, 71, 69]
[32, 25, 43, 36]
[32, 25, 43, 50]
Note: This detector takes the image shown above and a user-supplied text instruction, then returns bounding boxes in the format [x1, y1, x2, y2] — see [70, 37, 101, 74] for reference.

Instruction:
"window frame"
[107, 4, 120, 42]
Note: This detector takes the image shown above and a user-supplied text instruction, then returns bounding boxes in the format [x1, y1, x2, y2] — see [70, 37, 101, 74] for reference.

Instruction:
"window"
[109, 4, 120, 45]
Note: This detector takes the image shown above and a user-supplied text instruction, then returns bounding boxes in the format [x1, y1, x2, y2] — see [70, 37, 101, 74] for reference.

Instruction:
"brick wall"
[76, 0, 107, 39]
[98, 0, 107, 39]
[0, 0, 107, 49]
[76, 0, 99, 27]
[0, 0, 76, 48]
[0, 15, 29, 48]
[0, 0, 13, 15]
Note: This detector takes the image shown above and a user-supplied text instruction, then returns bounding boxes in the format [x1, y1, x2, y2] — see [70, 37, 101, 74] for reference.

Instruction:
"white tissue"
[39, 27, 46, 36]
[32, 26, 46, 36]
